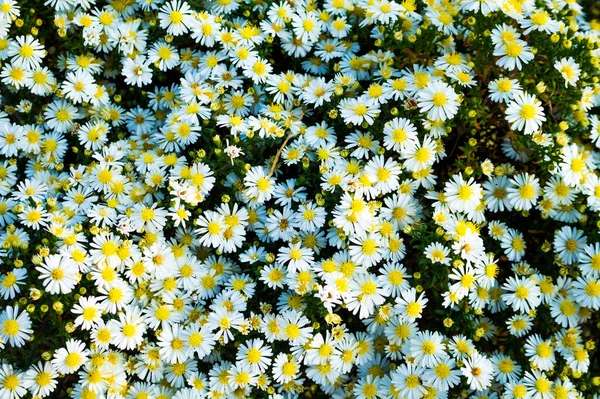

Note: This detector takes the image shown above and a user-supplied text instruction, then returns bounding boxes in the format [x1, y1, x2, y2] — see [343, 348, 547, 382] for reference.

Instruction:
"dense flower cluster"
[0, 0, 599, 398]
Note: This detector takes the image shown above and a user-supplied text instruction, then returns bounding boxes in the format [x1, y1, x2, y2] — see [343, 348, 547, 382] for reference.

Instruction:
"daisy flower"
[409, 330, 446, 368]
[444, 173, 483, 214]
[44, 100, 82, 134]
[424, 242, 451, 265]
[348, 230, 384, 267]
[378, 262, 410, 296]
[565, 346, 590, 374]
[523, 370, 553, 399]
[383, 117, 418, 153]
[578, 242, 600, 278]
[345, 131, 379, 159]
[301, 77, 334, 107]
[36, 254, 79, 295]
[110, 306, 147, 351]
[448, 334, 475, 359]
[0, 61, 31, 89]
[339, 97, 380, 126]
[519, 10, 559, 34]
[394, 287, 428, 321]
[97, 279, 134, 314]
[207, 308, 244, 344]
[61, 70, 96, 104]
[158, 324, 189, 364]
[22, 361, 58, 398]
[549, 294, 580, 328]
[505, 92, 546, 134]
[423, 355, 462, 391]
[503, 380, 530, 399]
[572, 276, 600, 309]
[130, 203, 168, 233]
[279, 309, 313, 346]
[493, 39, 534, 70]
[391, 363, 427, 399]
[401, 136, 437, 172]
[506, 172, 540, 211]
[51, 339, 89, 375]
[195, 210, 226, 249]
[347, 273, 386, 319]
[491, 353, 521, 384]
[158, 0, 194, 36]
[0, 306, 32, 348]
[448, 264, 477, 299]
[452, 231, 487, 265]
[554, 57, 581, 87]
[488, 77, 522, 103]
[236, 338, 272, 374]
[292, 10, 322, 43]
[293, 201, 326, 233]
[148, 41, 180, 71]
[71, 296, 103, 330]
[277, 243, 314, 272]
[461, 352, 493, 391]
[524, 334, 555, 371]
[182, 323, 215, 361]
[500, 228, 527, 262]
[122, 55, 153, 87]
[0, 0, 20, 20]
[502, 276, 541, 313]
[0, 364, 26, 399]
[506, 314, 533, 337]
[551, 378, 578, 399]
[544, 175, 577, 205]
[0, 268, 26, 300]
[365, 0, 403, 24]
[461, 0, 499, 15]
[259, 264, 287, 289]
[7, 35, 45, 70]
[559, 144, 593, 187]
[417, 80, 459, 121]
[243, 57, 272, 84]
[243, 167, 275, 204]
[364, 155, 401, 195]
[553, 226, 586, 265]
[272, 353, 300, 384]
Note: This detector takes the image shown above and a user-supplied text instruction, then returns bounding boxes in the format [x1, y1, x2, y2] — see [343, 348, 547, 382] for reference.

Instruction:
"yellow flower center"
[1, 273, 17, 288]
[585, 280, 600, 297]
[519, 104, 536, 120]
[2, 375, 19, 390]
[498, 358, 514, 373]
[354, 105, 367, 116]
[434, 363, 450, 378]
[282, 361, 297, 376]
[536, 342, 552, 358]
[361, 239, 377, 256]
[505, 42, 523, 57]
[405, 375, 419, 389]
[65, 352, 83, 368]
[432, 92, 447, 107]
[421, 341, 435, 355]
[405, 302, 421, 317]
[414, 147, 431, 163]
[361, 280, 377, 295]
[35, 372, 52, 387]
[19, 44, 34, 58]
[535, 377, 551, 393]
[2, 319, 19, 336]
[82, 307, 97, 321]
[515, 285, 529, 299]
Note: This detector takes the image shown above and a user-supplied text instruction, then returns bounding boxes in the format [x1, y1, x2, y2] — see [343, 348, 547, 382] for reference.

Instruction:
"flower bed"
[0, 0, 599, 398]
